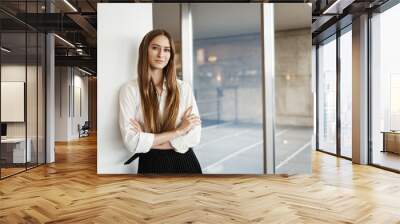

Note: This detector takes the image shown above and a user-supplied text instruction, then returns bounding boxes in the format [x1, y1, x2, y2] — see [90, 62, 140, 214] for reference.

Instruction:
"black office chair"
[78, 121, 90, 138]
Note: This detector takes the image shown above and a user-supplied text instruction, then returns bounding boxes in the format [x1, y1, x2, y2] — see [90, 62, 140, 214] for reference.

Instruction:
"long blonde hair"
[137, 29, 180, 134]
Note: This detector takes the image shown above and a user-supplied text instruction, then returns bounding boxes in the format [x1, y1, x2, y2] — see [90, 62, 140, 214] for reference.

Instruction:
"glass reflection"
[274, 4, 313, 174]
[192, 3, 263, 174]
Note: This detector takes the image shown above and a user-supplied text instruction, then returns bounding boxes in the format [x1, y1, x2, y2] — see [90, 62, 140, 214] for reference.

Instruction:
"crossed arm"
[119, 82, 201, 154]
[129, 106, 201, 150]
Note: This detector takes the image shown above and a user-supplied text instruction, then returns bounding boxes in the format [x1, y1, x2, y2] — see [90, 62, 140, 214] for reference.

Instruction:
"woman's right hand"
[176, 106, 201, 136]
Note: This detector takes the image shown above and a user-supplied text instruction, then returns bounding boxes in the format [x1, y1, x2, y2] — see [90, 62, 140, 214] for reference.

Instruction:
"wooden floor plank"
[0, 134, 400, 223]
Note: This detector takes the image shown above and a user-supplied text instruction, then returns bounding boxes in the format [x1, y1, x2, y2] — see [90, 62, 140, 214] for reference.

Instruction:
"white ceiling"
[153, 3, 311, 40]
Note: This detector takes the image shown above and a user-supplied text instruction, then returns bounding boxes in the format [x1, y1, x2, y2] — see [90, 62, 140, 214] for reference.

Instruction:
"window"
[370, 3, 400, 171]
[317, 36, 337, 155]
[340, 27, 352, 158]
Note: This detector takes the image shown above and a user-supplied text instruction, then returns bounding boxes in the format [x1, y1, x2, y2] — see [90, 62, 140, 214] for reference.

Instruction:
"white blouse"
[119, 78, 201, 154]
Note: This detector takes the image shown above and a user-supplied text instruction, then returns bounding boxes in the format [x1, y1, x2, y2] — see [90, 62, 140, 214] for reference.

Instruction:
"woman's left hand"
[129, 118, 143, 133]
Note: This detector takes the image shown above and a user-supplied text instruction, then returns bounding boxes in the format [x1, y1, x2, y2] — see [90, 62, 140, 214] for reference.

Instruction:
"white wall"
[1, 65, 39, 137]
[55, 67, 69, 141]
[97, 3, 153, 174]
[55, 67, 89, 141]
[71, 73, 89, 138]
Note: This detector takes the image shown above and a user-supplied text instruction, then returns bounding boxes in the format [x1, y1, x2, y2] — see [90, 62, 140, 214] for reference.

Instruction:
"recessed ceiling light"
[1, 47, 11, 53]
[322, 0, 354, 15]
[78, 67, 92, 76]
[54, 34, 75, 48]
[63, 0, 78, 12]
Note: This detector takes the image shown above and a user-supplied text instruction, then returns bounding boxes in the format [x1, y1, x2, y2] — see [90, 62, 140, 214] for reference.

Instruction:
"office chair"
[79, 121, 90, 138]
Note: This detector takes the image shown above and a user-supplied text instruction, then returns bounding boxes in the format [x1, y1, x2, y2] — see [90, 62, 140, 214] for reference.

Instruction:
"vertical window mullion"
[336, 29, 341, 157]
[36, 0, 39, 167]
[316, 45, 320, 151]
[25, 0, 28, 171]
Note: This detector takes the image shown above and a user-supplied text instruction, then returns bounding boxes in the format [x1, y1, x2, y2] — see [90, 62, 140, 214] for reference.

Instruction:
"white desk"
[1, 138, 31, 163]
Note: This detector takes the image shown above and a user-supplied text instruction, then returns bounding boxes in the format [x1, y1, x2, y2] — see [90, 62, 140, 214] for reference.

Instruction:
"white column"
[46, 33, 55, 163]
[261, 3, 276, 174]
[312, 45, 317, 151]
[180, 3, 194, 86]
[352, 14, 369, 164]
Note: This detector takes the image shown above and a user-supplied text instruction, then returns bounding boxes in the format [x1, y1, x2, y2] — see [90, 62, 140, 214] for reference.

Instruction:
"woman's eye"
[164, 49, 170, 53]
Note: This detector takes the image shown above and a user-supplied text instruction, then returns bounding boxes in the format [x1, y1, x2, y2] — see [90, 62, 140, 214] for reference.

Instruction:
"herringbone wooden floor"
[1, 134, 400, 224]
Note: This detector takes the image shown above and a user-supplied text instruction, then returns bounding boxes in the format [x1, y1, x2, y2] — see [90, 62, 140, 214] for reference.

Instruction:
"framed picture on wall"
[1, 81, 25, 122]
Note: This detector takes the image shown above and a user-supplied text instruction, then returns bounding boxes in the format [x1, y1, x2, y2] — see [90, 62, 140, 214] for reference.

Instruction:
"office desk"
[381, 131, 400, 154]
[1, 138, 31, 163]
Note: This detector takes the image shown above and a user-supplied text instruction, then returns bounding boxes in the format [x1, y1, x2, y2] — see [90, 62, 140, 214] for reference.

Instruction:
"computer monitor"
[1, 123, 7, 137]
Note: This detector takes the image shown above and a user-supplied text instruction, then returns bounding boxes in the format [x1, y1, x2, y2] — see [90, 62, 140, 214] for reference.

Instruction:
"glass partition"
[1, 30, 28, 177]
[191, 3, 264, 173]
[274, 4, 313, 174]
[0, 1, 46, 179]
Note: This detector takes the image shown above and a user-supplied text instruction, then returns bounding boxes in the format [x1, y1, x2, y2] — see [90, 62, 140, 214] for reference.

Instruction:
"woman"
[119, 29, 202, 174]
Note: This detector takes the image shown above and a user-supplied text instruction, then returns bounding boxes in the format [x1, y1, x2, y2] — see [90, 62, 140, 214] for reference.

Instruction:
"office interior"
[0, 0, 399, 222]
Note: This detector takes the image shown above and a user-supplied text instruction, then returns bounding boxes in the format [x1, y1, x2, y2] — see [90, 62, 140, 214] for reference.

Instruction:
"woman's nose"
[158, 49, 164, 57]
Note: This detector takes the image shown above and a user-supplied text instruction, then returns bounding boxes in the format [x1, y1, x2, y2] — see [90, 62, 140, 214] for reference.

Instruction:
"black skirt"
[137, 148, 202, 174]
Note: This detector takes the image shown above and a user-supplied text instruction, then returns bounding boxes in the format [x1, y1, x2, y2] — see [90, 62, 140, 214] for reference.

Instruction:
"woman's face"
[147, 35, 171, 70]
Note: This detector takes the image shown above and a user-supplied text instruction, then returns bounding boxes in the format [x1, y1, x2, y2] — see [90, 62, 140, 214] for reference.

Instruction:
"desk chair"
[78, 121, 90, 138]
